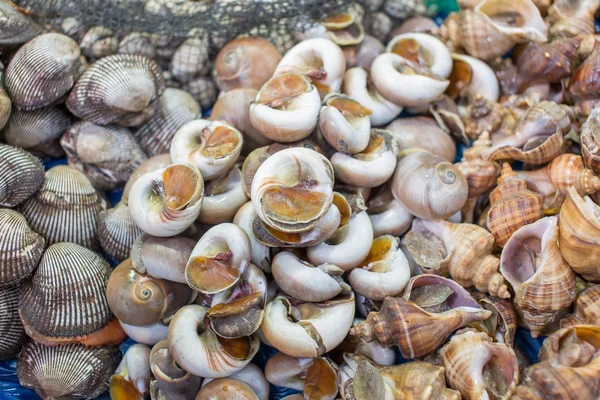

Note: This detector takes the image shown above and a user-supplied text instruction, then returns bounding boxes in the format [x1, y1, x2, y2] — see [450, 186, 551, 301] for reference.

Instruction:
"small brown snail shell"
[470, 295, 518, 346]
[561, 285, 600, 327]
[567, 43, 600, 111]
[463, 96, 518, 141]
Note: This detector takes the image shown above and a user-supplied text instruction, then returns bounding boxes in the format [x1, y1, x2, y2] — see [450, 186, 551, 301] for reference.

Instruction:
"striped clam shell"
[0, 72, 11, 130]
[60, 121, 147, 190]
[19, 165, 107, 250]
[0, 285, 26, 360]
[66, 53, 166, 127]
[0, 144, 44, 207]
[79, 26, 118, 60]
[17, 340, 121, 399]
[169, 35, 210, 83]
[0, 209, 45, 286]
[5, 33, 81, 111]
[19, 242, 113, 342]
[98, 201, 143, 261]
[118, 31, 158, 59]
[0, 1, 43, 48]
[3, 105, 72, 158]
[134, 87, 201, 156]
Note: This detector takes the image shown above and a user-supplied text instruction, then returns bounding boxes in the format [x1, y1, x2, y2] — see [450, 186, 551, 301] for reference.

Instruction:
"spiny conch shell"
[66, 54, 165, 127]
[79, 26, 118, 60]
[341, 67, 402, 127]
[516, 154, 600, 213]
[110, 344, 151, 399]
[214, 37, 281, 91]
[134, 87, 200, 156]
[0, 285, 25, 360]
[5, 33, 80, 110]
[0, 209, 44, 286]
[273, 38, 345, 97]
[131, 234, 195, 284]
[561, 285, 600, 327]
[483, 101, 573, 165]
[386, 116, 456, 162]
[440, 330, 519, 400]
[438, 0, 547, 60]
[392, 150, 469, 220]
[249, 73, 321, 143]
[469, 295, 518, 346]
[366, 183, 414, 237]
[182, 75, 218, 110]
[351, 275, 491, 358]
[512, 325, 600, 399]
[17, 340, 121, 399]
[265, 352, 339, 400]
[233, 202, 272, 273]
[547, 0, 600, 38]
[558, 187, 600, 282]
[118, 32, 157, 59]
[261, 292, 355, 358]
[128, 163, 204, 237]
[463, 96, 517, 141]
[19, 165, 107, 250]
[0, 144, 44, 208]
[149, 339, 202, 400]
[19, 242, 126, 346]
[3, 105, 72, 158]
[486, 163, 544, 247]
[198, 165, 248, 225]
[168, 304, 260, 378]
[197, 378, 259, 400]
[169, 34, 210, 83]
[405, 218, 509, 298]
[500, 216, 577, 337]
[97, 201, 143, 262]
[580, 107, 600, 174]
[107, 258, 192, 327]
[61, 120, 147, 190]
[0, 1, 42, 48]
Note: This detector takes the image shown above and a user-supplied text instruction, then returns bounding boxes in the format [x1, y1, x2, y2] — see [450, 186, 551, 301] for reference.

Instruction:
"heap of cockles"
[1, 0, 600, 399]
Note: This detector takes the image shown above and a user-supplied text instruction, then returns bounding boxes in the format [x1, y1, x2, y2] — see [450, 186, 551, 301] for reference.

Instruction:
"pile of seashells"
[1, 0, 600, 399]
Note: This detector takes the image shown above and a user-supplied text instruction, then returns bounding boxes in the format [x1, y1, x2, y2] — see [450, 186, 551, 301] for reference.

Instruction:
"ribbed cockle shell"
[0, 285, 25, 360]
[561, 285, 600, 327]
[0, 1, 43, 48]
[97, 200, 143, 262]
[0, 144, 44, 208]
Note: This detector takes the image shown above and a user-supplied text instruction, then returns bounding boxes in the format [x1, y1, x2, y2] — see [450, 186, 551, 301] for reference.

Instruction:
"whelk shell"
[580, 107, 600, 174]
[0, 144, 44, 208]
[0, 285, 26, 360]
[561, 285, 600, 327]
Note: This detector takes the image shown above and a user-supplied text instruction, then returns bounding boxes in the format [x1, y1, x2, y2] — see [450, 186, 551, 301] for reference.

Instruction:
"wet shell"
[19, 242, 123, 346]
[0, 209, 44, 286]
[60, 120, 147, 190]
[0, 144, 44, 208]
[19, 165, 108, 250]
[98, 201, 143, 262]
[0, 285, 26, 360]
[0, 1, 43, 48]
[17, 340, 121, 399]
[134, 87, 201, 156]
[561, 285, 600, 327]
[5, 33, 81, 110]
[3, 106, 72, 158]
[66, 54, 166, 127]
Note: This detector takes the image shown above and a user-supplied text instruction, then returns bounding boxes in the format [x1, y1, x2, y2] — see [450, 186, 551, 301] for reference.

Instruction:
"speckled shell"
[19, 166, 107, 250]
[134, 87, 201, 156]
[19, 242, 114, 344]
[561, 285, 600, 327]
[487, 163, 544, 247]
[66, 54, 165, 127]
[0, 144, 44, 208]
[98, 201, 143, 262]
[17, 340, 121, 400]
[0, 285, 26, 360]
[463, 96, 516, 140]
[61, 120, 147, 190]
[3, 106, 72, 158]
[0, 209, 44, 286]
[0, 1, 43, 48]
[5, 33, 80, 110]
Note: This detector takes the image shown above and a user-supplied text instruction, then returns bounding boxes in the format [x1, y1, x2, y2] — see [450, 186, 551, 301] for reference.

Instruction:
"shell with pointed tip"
[134, 87, 200, 156]
[547, 0, 600, 38]
[17, 340, 121, 399]
[61, 121, 147, 190]
[558, 187, 600, 281]
[0, 1, 42, 48]
[580, 108, 600, 174]
[5, 33, 80, 110]
[567, 42, 600, 110]
[561, 285, 600, 327]
[150, 339, 202, 400]
[471, 296, 518, 346]
[67, 54, 165, 127]
[19, 242, 125, 346]
[386, 117, 456, 162]
[19, 165, 107, 250]
[98, 201, 143, 262]
[500, 216, 577, 337]
[486, 163, 544, 248]
[0, 285, 25, 360]
[79, 26, 118, 60]
[0, 209, 44, 286]
[463, 96, 517, 140]
[3, 106, 72, 158]
[0, 144, 44, 208]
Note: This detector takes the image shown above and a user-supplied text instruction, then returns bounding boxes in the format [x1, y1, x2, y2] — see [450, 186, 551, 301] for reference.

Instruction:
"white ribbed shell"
[0, 144, 44, 208]
[0, 285, 25, 360]
[98, 201, 143, 261]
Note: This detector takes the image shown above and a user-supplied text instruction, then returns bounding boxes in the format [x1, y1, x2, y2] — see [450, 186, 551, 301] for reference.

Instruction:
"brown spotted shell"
[98, 201, 143, 262]
[60, 120, 147, 190]
[0, 285, 26, 360]
[5, 33, 81, 110]
[0, 1, 43, 48]
[66, 54, 165, 127]
[0, 209, 44, 286]
[17, 340, 121, 399]
[561, 285, 600, 327]
[0, 144, 44, 208]
[133, 87, 201, 156]
[19, 165, 107, 250]
[567, 43, 600, 105]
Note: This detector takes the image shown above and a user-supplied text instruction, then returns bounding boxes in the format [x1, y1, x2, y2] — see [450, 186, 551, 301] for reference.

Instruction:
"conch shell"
[470, 295, 518, 346]
[561, 285, 600, 327]
[547, 0, 600, 38]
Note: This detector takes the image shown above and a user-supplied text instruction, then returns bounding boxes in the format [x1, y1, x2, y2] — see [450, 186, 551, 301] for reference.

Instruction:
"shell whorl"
[0, 285, 26, 360]
[98, 201, 143, 261]
[0, 144, 44, 208]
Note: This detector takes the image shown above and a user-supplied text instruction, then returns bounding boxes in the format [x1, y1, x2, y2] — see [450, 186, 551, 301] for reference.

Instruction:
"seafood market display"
[1, 0, 600, 399]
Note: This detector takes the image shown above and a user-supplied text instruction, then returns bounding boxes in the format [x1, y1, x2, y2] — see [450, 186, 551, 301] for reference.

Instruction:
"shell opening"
[187, 251, 240, 294]
[201, 125, 241, 159]
[161, 165, 201, 211]
[408, 275, 480, 310]
[390, 38, 433, 67]
[257, 74, 311, 110]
